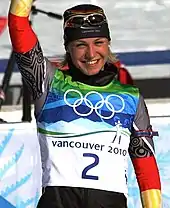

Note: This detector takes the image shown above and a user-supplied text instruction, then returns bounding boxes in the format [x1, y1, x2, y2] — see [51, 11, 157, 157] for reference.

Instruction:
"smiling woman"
[8, 1, 161, 208]
[67, 37, 110, 76]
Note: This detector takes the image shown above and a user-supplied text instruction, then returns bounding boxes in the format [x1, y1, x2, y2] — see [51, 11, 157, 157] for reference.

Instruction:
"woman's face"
[67, 37, 110, 76]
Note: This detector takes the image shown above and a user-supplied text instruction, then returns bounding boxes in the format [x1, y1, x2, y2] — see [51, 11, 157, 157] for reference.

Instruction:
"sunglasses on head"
[64, 13, 107, 29]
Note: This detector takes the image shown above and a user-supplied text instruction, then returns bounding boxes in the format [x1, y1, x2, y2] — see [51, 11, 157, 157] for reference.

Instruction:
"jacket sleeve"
[128, 95, 162, 207]
[8, 0, 55, 114]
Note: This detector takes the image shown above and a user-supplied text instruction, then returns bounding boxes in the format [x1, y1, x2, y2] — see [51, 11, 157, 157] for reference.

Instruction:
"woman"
[8, 1, 161, 207]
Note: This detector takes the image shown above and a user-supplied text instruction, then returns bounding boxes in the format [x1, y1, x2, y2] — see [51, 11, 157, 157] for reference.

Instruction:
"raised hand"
[9, 0, 34, 17]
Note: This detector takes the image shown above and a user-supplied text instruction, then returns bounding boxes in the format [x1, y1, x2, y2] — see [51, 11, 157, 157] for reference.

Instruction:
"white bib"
[40, 128, 130, 195]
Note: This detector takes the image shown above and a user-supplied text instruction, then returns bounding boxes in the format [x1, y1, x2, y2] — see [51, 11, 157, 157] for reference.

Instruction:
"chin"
[79, 64, 103, 76]
[87, 69, 101, 76]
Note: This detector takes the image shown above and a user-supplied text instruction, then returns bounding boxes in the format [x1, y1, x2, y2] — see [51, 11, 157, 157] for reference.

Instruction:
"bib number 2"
[81, 153, 99, 180]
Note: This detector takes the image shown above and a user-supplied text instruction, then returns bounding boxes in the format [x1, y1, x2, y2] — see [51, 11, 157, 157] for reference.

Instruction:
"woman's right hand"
[9, 0, 34, 17]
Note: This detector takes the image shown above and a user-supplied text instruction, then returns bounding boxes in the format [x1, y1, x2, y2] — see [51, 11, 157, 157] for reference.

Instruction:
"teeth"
[87, 60, 97, 65]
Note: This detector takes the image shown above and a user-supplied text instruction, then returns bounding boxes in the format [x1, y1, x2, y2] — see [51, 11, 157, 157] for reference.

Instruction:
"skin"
[67, 37, 110, 76]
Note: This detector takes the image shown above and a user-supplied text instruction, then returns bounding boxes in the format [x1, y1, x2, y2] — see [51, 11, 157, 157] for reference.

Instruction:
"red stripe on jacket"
[8, 13, 37, 53]
[131, 156, 161, 192]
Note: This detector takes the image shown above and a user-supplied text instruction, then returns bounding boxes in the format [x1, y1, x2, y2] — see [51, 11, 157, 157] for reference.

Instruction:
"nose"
[86, 44, 96, 59]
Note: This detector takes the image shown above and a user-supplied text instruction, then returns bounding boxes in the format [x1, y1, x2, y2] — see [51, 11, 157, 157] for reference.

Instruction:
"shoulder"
[113, 79, 139, 96]
[52, 66, 72, 83]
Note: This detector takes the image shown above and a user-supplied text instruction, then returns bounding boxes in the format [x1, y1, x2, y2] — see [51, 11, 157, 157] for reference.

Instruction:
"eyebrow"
[75, 40, 86, 44]
[94, 38, 105, 41]
[75, 38, 106, 44]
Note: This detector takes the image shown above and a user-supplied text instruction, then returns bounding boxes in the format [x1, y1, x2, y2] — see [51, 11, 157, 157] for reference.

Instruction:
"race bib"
[44, 129, 130, 194]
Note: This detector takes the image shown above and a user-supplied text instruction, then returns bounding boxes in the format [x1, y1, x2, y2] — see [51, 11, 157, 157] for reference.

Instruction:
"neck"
[67, 61, 118, 86]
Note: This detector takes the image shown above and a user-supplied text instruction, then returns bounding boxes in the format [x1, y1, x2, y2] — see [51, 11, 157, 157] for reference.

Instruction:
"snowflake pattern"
[0, 127, 41, 208]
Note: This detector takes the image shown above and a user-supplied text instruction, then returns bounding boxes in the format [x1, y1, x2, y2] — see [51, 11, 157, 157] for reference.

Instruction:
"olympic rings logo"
[64, 89, 125, 119]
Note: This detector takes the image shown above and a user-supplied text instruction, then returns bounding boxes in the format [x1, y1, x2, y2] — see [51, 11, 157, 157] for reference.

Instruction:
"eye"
[75, 43, 86, 48]
[95, 41, 104, 46]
